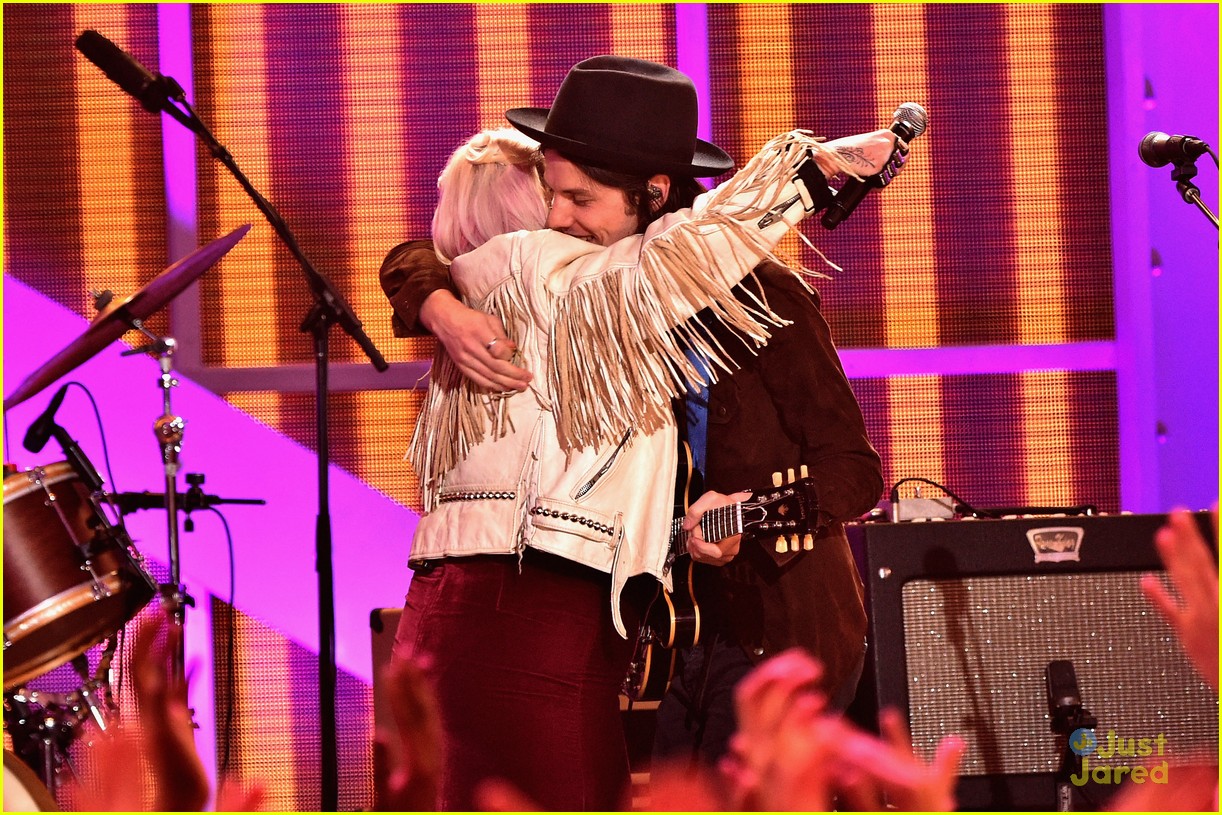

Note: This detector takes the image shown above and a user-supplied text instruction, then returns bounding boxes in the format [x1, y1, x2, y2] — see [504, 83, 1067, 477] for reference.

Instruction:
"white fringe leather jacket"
[408, 131, 858, 637]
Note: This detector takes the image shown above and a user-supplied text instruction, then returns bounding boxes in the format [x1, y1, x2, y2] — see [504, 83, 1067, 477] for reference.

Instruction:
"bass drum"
[3, 751, 59, 811]
[3, 463, 156, 690]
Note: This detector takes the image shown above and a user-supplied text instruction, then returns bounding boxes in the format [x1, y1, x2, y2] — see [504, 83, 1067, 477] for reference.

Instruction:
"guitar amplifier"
[846, 513, 1218, 810]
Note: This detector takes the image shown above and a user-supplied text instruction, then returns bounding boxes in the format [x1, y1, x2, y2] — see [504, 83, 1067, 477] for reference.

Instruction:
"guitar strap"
[681, 348, 712, 476]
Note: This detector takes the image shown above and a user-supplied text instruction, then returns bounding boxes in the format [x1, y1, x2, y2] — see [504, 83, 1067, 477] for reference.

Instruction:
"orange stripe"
[206, 6, 278, 368]
[339, 6, 409, 354]
[476, 5, 532, 130]
[609, 4, 672, 62]
[73, 6, 143, 317]
[1019, 371, 1072, 506]
[1006, 6, 1066, 345]
[887, 376, 947, 496]
[873, 4, 938, 349]
[733, 5, 801, 262]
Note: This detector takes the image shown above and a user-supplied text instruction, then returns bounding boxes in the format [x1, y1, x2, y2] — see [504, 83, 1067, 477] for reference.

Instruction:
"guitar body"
[646, 557, 700, 650]
[624, 554, 702, 702]
[623, 622, 676, 703]
[624, 444, 702, 702]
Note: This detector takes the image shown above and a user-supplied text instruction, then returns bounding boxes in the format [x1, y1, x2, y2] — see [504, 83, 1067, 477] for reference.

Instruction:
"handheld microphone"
[74, 29, 181, 114]
[822, 102, 928, 230]
[23, 383, 70, 453]
[1140, 132, 1210, 167]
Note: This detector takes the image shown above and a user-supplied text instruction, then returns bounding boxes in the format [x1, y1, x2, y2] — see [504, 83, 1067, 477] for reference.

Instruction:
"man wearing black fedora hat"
[381, 55, 885, 806]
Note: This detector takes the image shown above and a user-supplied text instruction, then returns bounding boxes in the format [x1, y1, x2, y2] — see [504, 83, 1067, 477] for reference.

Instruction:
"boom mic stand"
[1168, 158, 1220, 229]
[75, 31, 389, 810]
[160, 76, 384, 815]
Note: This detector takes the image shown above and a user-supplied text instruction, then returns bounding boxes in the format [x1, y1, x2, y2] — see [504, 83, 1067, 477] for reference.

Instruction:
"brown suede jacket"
[688, 261, 882, 691]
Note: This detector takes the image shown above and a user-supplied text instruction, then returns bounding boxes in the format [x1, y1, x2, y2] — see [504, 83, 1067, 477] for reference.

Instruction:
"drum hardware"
[131, 321, 192, 682]
[3, 638, 120, 797]
[101, 472, 267, 522]
[4, 747, 60, 812]
[12, 466, 116, 603]
[5, 227, 252, 803]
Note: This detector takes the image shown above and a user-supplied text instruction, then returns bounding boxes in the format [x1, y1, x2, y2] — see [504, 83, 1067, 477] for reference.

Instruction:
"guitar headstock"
[741, 464, 821, 553]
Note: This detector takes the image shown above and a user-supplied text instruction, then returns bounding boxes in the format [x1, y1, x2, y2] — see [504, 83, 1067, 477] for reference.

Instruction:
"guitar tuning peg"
[786, 467, 796, 484]
[772, 472, 783, 487]
[799, 464, 809, 479]
[775, 536, 788, 554]
[803, 534, 814, 550]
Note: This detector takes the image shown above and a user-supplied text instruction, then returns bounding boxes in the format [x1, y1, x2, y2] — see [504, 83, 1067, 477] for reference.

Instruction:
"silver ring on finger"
[485, 337, 499, 351]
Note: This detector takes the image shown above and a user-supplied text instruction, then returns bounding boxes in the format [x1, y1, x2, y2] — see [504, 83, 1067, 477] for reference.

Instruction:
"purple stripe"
[396, 5, 480, 183]
[2, 6, 87, 308]
[925, 4, 1018, 346]
[1067, 371, 1121, 512]
[851, 377, 896, 493]
[941, 374, 1025, 508]
[1051, 5, 1114, 343]
[527, 4, 613, 106]
[788, 4, 885, 347]
[675, 4, 712, 147]
[706, 4, 744, 169]
[263, 6, 352, 364]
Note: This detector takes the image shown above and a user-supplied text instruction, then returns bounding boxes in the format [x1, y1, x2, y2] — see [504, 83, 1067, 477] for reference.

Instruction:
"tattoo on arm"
[835, 146, 871, 168]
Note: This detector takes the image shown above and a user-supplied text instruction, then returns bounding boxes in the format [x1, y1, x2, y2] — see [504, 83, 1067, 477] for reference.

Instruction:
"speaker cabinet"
[848, 514, 1218, 810]
[369, 607, 400, 741]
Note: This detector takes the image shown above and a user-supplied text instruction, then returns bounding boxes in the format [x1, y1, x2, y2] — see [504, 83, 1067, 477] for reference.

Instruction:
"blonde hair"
[431, 128, 548, 263]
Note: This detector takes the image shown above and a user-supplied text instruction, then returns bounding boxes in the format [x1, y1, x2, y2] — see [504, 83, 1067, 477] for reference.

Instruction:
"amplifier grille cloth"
[901, 572, 1218, 776]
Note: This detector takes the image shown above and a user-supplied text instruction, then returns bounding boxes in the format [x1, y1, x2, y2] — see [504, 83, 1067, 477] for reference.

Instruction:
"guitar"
[622, 450, 821, 702]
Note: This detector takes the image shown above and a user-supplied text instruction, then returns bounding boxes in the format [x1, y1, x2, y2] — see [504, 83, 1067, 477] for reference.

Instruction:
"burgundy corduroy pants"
[393, 549, 637, 811]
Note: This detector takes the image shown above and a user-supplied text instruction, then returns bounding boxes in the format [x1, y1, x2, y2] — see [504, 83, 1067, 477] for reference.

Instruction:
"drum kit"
[3, 225, 258, 805]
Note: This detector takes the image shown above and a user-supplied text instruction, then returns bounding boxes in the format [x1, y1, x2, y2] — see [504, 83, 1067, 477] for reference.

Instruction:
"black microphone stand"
[1046, 660, 1097, 812]
[1168, 158, 1220, 229]
[150, 75, 387, 812]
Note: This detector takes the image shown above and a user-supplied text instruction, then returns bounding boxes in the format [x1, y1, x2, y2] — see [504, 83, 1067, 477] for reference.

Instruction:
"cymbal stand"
[122, 325, 193, 682]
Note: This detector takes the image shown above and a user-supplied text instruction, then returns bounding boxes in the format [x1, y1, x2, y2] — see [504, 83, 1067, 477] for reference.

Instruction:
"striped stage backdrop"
[3, 3, 1119, 810]
[705, 3, 1116, 505]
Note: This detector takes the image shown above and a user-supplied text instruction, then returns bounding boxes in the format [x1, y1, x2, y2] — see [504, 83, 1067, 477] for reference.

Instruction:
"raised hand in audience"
[724, 648, 965, 811]
[1140, 507, 1219, 691]
[835, 707, 965, 811]
[1105, 761, 1219, 812]
[644, 760, 726, 811]
[721, 648, 830, 808]
[372, 655, 444, 811]
[472, 777, 544, 811]
[68, 609, 211, 811]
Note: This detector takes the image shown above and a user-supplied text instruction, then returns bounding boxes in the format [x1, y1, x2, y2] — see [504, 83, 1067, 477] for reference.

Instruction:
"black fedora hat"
[506, 55, 734, 177]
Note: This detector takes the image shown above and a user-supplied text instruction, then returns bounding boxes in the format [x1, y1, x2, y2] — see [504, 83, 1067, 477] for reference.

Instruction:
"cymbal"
[4, 225, 251, 411]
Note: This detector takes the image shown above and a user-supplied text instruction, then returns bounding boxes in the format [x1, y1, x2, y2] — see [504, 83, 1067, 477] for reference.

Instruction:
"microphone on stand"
[1139, 131, 1220, 228]
[822, 102, 929, 230]
[104, 490, 266, 514]
[23, 384, 71, 453]
[74, 29, 184, 114]
[1139, 132, 1210, 167]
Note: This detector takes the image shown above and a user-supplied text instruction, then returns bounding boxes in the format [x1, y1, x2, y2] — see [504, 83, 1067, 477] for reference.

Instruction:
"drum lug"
[79, 562, 113, 599]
